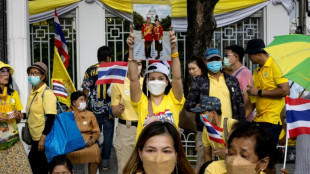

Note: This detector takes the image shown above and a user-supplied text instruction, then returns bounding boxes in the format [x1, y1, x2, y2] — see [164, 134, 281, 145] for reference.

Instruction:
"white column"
[264, 3, 290, 45]
[6, 0, 30, 110]
[76, 1, 106, 89]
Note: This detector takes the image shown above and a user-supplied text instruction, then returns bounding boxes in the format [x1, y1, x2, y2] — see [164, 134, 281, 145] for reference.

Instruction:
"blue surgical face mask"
[200, 113, 212, 124]
[28, 76, 41, 86]
[207, 61, 222, 73]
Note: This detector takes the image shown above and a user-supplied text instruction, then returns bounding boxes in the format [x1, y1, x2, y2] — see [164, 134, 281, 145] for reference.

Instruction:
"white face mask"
[147, 80, 167, 96]
[77, 102, 87, 111]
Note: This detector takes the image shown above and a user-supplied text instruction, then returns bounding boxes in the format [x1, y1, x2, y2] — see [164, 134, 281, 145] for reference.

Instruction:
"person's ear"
[138, 149, 143, 160]
[257, 157, 270, 171]
[211, 110, 217, 118]
[40, 74, 46, 81]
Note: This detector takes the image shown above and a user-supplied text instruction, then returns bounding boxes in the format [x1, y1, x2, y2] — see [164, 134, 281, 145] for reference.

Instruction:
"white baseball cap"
[145, 62, 170, 77]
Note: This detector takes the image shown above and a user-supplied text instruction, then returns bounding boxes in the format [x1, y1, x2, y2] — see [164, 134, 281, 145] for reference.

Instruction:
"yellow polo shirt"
[111, 77, 143, 121]
[209, 73, 232, 119]
[26, 84, 57, 141]
[202, 118, 237, 156]
[132, 89, 185, 141]
[251, 57, 288, 125]
[204, 160, 266, 174]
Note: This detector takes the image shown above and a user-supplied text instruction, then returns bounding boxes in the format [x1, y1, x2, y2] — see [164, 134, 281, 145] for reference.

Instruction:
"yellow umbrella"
[264, 34, 310, 92]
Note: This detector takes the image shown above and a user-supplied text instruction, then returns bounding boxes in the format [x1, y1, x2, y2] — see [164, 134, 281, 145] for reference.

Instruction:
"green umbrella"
[264, 34, 310, 91]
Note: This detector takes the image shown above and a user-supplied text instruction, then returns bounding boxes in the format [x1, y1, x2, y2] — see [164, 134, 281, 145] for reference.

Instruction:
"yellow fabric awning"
[29, 0, 269, 17]
[29, 0, 81, 16]
[100, 0, 268, 17]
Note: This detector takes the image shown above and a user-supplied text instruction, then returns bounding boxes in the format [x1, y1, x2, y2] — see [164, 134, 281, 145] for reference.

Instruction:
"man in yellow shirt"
[191, 96, 237, 163]
[111, 57, 143, 174]
[245, 39, 289, 145]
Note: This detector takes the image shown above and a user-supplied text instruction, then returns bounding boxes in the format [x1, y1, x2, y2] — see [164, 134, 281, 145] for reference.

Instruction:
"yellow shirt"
[202, 117, 237, 159]
[132, 89, 185, 141]
[205, 160, 266, 174]
[111, 77, 143, 121]
[26, 84, 57, 141]
[209, 73, 232, 119]
[205, 160, 227, 174]
[0, 90, 23, 150]
[251, 57, 288, 125]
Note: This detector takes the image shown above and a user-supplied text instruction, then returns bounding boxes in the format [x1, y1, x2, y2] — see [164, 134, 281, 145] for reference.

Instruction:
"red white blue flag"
[95, 61, 128, 85]
[54, 10, 70, 68]
[52, 80, 68, 98]
[202, 116, 226, 145]
[286, 97, 310, 138]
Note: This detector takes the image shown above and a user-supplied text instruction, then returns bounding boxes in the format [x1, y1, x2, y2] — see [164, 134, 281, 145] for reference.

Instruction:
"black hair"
[225, 45, 245, 63]
[227, 125, 277, 169]
[214, 109, 222, 115]
[97, 46, 112, 62]
[123, 121, 195, 174]
[142, 73, 171, 97]
[155, 15, 159, 22]
[49, 155, 73, 173]
[70, 90, 86, 105]
[187, 56, 207, 75]
[0, 71, 14, 95]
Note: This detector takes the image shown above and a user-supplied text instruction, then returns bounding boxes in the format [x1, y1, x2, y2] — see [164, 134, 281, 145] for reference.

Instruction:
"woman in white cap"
[0, 61, 32, 173]
[127, 27, 184, 140]
[26, 62, 57, 174]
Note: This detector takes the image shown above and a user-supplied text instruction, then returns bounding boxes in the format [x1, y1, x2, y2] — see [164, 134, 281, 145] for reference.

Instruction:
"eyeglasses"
[28, 71, 41, 76]
[0, 68, 11, 76]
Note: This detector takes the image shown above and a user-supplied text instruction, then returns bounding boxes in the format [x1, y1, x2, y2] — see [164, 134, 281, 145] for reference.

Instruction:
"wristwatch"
[258, 89, 262, 97]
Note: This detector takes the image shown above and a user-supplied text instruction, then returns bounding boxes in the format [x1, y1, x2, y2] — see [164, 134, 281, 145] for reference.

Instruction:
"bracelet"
[171, 52, 179, 58]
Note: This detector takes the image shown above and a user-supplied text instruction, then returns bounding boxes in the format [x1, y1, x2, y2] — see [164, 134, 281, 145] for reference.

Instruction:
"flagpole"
[211, 141, 220, 160]
[283, 125, 289, 170]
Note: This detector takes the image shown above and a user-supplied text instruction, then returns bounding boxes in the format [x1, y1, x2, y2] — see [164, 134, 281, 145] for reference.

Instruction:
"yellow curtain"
[29, 0, 81, 15]
[99, 0, 268, 17]
[29, 0, 269, 17]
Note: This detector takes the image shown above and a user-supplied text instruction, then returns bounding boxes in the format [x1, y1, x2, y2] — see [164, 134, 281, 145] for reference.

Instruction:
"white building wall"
[76, 2, 106, 89]
[6, 0, 30, 110]
[264, 3, 290, 45]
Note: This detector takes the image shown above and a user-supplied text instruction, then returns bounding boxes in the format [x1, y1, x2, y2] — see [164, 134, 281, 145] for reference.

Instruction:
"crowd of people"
[0, 27, 308, 174]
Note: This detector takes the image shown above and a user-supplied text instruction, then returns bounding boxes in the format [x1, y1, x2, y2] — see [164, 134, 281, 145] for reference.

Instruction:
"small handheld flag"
[201, 116, 226, 145]
[95, 61, 128, 85]
[286, 97, 310, 138]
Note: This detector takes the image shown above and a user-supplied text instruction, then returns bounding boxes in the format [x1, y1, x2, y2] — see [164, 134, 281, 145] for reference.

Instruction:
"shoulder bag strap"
[41, 86, 63, 116]
[27, 92, 39, 122]
[223, 117, 229, 143]
[234, 68, 245, 78]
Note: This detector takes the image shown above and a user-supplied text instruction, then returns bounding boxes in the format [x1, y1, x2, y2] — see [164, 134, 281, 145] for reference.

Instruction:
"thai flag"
[95, 61, 128, 85]
[54, 10, 70, 68]
[202, 116, 226, 145]
[286, 97, 310, 138]
[52, 80, 68, 98]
